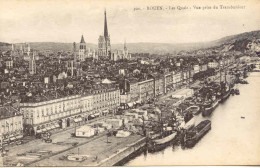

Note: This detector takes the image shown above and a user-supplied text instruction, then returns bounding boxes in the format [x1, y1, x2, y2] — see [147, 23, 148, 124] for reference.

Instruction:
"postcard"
[0, 0, 259, 166]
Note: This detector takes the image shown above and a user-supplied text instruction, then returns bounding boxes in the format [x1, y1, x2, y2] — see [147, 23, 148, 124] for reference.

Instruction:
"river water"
[126, 72, 260, 166]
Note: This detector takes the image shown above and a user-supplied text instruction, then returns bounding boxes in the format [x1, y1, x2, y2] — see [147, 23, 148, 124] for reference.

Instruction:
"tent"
[76, 125, 95, 137]
[116, 130, 131, 137]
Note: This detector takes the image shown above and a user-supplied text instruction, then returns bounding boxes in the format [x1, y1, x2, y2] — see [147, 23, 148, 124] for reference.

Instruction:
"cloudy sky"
[0, 0, 259, 44]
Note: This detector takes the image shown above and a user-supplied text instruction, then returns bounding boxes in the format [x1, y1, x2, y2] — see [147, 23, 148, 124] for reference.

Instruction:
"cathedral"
[98, 10, 111, 58]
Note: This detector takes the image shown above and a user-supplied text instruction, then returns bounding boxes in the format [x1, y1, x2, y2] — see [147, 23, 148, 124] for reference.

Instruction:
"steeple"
[80, 35, 85, 43]
[104, 9, 108, 38]
[124, 39, 127, 50]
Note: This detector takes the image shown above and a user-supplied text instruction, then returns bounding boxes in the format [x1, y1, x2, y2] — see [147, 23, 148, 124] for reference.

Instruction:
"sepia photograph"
[0, 0, 260, 166]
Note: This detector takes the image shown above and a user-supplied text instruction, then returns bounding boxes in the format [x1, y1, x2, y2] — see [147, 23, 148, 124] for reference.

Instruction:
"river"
[126, 72, 260, 166]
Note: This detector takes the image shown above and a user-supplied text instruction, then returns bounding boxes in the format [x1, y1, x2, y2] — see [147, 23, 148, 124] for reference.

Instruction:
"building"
[98, 10, 111, 58]
[111, 41, 131, 61]
[19, 86, 120, 135]
[173, 72, 182, 89]
[138, 78, 154, 103]
[20, 95, 82, 134]
[78, 35, 96, 61]
[208, 61, 219, 68]
[193, 64, 200, 73]
[200, 64, 208, 71]
[5, 59, 13, 69]
[92, 87, 120, 116]
[152, 73, 164, 97]
[0, 107, 23, 146]
[128, 79, 139, 103]
[163, 71, 174, 94]
[78, 35, 87, 61]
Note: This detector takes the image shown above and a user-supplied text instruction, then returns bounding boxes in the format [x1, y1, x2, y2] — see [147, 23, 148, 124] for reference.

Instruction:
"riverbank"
[126, 72, 260, 166]
[96, 137, 146, 166]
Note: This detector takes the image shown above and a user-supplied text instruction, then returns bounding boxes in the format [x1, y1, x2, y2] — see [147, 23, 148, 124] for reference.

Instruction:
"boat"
[230, 89, 235, 96]
[186, 106, 201, 115]
[147, 131, 178, 153]
[67, 154, 89, 161]
[184, 111, 193, 123]
[180, 117, 195, 130]
[234, 89, 240, 95]
[219, 89, 231, 103]
[202, 98, 219, 117]
[184, 120, 211, 148]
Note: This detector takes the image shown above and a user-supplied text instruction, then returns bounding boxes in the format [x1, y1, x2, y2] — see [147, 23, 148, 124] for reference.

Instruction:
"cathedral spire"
[104, 9, 108, 38]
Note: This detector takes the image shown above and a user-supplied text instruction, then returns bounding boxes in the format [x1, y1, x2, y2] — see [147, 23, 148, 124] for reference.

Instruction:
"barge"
[184, 120, 211, 148]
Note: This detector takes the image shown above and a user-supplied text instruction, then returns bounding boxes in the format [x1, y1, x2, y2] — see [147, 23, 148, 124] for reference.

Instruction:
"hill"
[1, 30, 259, 54]
[208, 30, 260, 53]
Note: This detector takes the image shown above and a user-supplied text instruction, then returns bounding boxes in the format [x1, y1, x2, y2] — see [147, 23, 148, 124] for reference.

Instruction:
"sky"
[0, 0, 259, 44]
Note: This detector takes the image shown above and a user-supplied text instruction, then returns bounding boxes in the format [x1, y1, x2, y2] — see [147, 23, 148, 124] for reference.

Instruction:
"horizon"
[0, 0, 259, 44]
[3, 29, 260, 45]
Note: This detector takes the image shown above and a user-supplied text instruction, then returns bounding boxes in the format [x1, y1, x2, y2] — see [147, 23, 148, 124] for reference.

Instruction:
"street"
[2, 115, 114, 166]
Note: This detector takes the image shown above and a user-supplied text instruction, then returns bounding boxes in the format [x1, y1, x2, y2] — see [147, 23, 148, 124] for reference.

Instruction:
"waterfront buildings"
[0, 107, 23, 145]
[19, 84, 120, 134]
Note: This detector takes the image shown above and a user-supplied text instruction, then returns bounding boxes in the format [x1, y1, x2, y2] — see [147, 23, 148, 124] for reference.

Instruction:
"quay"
[96, 137, 146, 166]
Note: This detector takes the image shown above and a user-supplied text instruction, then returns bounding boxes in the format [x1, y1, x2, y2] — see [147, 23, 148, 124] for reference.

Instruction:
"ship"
[184, 120, 211, 148]
[218, 66, 231, 103]
[219, 83, 231, 103]
[202, 97, 219, 117]
[147, 131, 178, 153]
[219, 89, 231, 103]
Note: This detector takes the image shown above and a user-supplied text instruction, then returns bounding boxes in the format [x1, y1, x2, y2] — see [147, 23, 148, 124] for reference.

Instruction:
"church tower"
[98, 9, 111, 58]
[79, 35, 86, 61]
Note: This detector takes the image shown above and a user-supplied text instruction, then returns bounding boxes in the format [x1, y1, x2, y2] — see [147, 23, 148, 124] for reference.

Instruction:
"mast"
[224, 67, 227, 84]
[219, 59, 222, 84]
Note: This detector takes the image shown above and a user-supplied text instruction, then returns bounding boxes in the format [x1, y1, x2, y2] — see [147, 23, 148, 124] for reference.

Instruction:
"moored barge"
[184, 120, 211, 148]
